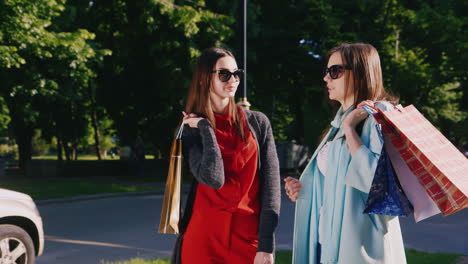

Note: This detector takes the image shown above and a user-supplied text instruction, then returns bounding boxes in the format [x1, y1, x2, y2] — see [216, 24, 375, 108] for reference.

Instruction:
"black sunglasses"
[324, 65, 351, 79]
[212, 69, 244, 82]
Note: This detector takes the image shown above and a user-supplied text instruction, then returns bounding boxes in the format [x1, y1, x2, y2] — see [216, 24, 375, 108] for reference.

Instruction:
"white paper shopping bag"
[384, 134, 441, 222]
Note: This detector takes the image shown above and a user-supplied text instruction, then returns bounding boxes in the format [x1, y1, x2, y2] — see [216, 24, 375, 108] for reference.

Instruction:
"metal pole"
[237, 0, 251, 109]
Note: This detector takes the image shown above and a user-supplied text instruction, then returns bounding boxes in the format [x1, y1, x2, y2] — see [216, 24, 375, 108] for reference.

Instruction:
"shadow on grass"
[102, 250, 465, 264]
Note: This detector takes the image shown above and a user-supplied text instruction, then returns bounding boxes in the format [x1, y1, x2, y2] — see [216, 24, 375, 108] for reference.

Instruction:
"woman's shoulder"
[242, 109, 271, 127]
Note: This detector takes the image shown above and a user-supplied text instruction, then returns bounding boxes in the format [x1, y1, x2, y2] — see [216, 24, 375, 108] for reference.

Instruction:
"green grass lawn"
[102, 250, 465, 264]
[101, 259, 168, 264]
[32, 154, 155, 160]
[1, 181, 156, 200]
[405, 249, 464, 264]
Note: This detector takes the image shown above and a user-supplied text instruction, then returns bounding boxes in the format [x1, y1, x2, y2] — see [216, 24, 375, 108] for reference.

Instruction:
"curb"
[36, 190, 163, 205]
[36, 184, 193, 205]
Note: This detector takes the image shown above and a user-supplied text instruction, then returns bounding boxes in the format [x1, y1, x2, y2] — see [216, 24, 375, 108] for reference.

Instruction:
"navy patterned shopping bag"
[363, 139, 413, 216]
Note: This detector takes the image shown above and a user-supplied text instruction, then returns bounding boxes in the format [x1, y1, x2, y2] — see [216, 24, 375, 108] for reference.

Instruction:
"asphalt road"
[35, 192, 467, 264]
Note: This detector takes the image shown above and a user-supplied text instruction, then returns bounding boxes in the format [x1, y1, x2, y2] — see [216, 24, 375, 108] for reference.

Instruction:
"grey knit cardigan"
[171, 109, 281, 263]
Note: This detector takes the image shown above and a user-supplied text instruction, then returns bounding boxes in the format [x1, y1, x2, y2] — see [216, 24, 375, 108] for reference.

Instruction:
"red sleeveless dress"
[181, 107, 260, 264]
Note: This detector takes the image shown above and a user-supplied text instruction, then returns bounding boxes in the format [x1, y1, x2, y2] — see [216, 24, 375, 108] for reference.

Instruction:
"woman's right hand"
[284, 177, 302, 202]
[182, 111, 204, 128]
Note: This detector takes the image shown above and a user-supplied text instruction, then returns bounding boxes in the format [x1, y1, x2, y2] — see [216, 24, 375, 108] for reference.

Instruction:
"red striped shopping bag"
[364, 104, 468, 216]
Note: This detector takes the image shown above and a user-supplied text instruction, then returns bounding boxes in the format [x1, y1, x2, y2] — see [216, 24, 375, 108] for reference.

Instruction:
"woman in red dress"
[171, 47, 281, 264]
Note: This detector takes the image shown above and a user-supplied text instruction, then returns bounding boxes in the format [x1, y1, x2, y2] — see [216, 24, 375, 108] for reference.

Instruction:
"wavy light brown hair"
[184, 47, 245, 140]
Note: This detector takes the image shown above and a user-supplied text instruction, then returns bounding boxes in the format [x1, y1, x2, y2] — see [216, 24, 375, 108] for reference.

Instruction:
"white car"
[0, 188, 44, 264]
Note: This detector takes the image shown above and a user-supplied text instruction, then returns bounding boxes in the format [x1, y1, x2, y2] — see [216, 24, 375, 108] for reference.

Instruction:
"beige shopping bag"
[158, 124, 184, 234]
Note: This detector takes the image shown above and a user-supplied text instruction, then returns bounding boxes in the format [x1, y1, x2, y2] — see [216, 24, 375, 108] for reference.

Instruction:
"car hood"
[0, 188, 33, 201]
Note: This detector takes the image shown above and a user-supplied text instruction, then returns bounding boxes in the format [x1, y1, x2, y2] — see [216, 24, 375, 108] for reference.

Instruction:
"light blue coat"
[292, 103, 406, 264]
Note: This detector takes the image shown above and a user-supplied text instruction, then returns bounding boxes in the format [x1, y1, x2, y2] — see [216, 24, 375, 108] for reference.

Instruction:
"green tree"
[63, 0, 234, 157]
[0, 0, 109, 166]
[241, 0, 467, 148]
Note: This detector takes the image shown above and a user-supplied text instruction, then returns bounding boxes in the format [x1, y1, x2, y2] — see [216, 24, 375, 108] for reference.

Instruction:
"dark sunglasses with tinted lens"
[212, 69, 244, 82]
[324, 65, 351, 79]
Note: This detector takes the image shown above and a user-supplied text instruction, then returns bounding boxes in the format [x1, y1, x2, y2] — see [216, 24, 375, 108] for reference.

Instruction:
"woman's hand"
[182, 111, 204, 128]
[342, 100, 374, 155]
[254, 252, 274, 264]
[284, 177, 302, 202]
[342, 100, 374, 129]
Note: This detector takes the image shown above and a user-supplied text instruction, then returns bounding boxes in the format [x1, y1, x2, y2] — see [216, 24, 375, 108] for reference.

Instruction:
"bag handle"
[362, 104, 380, 115]
[362, 104, 402, 138]
[362, 103, 404, 115]
[175, 121, 184, 140]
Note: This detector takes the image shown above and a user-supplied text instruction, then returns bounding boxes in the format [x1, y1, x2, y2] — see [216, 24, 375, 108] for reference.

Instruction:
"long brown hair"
[319, 43, 397, 142]
[329, 43, 397, 107]
[184, 47, 246, 140]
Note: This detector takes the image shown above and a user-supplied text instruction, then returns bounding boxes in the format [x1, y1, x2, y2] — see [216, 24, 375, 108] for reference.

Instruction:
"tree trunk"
[57, 133, 63, 161]
[72, 139, 79, 160]
[91, 109, 102, 160]
[7, 103, 34, 169]
[63, 141, 71, 161]
[16, 130, 33, 170]
[72, 147, 78, 160]
[89, 80, 102, 160]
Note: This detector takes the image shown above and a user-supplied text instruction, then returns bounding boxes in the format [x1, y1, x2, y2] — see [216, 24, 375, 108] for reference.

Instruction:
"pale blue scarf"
[320, 105, 355, 263]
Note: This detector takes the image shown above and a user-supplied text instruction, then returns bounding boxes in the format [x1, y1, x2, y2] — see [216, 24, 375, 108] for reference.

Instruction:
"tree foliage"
[0, 0, 109, 165]
[0, 0, 466, 167]
[241, 0, 467, 147]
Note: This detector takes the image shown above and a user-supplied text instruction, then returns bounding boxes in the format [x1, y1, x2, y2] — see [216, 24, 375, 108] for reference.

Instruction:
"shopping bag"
[364, 141, 414, 216]
[363, 104, 468, 216]
[361, 110, 413, 216]
[158, 124, 184, 234]
[384, 134, 441, 222]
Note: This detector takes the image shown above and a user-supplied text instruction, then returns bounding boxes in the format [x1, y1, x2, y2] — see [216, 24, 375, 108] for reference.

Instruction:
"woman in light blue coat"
[285, 43, 406, 264]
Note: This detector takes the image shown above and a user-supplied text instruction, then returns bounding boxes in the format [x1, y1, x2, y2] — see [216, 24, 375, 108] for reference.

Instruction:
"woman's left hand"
[342, 100, 374, 129]
[254, 252, 274, 264]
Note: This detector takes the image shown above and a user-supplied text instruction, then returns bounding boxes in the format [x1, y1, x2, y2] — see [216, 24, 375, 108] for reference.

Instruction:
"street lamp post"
[237, 0, 251, 110]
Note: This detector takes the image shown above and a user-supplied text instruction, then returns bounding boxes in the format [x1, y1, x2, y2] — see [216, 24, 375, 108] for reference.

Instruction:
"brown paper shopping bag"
[158, 124, 184, 234]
